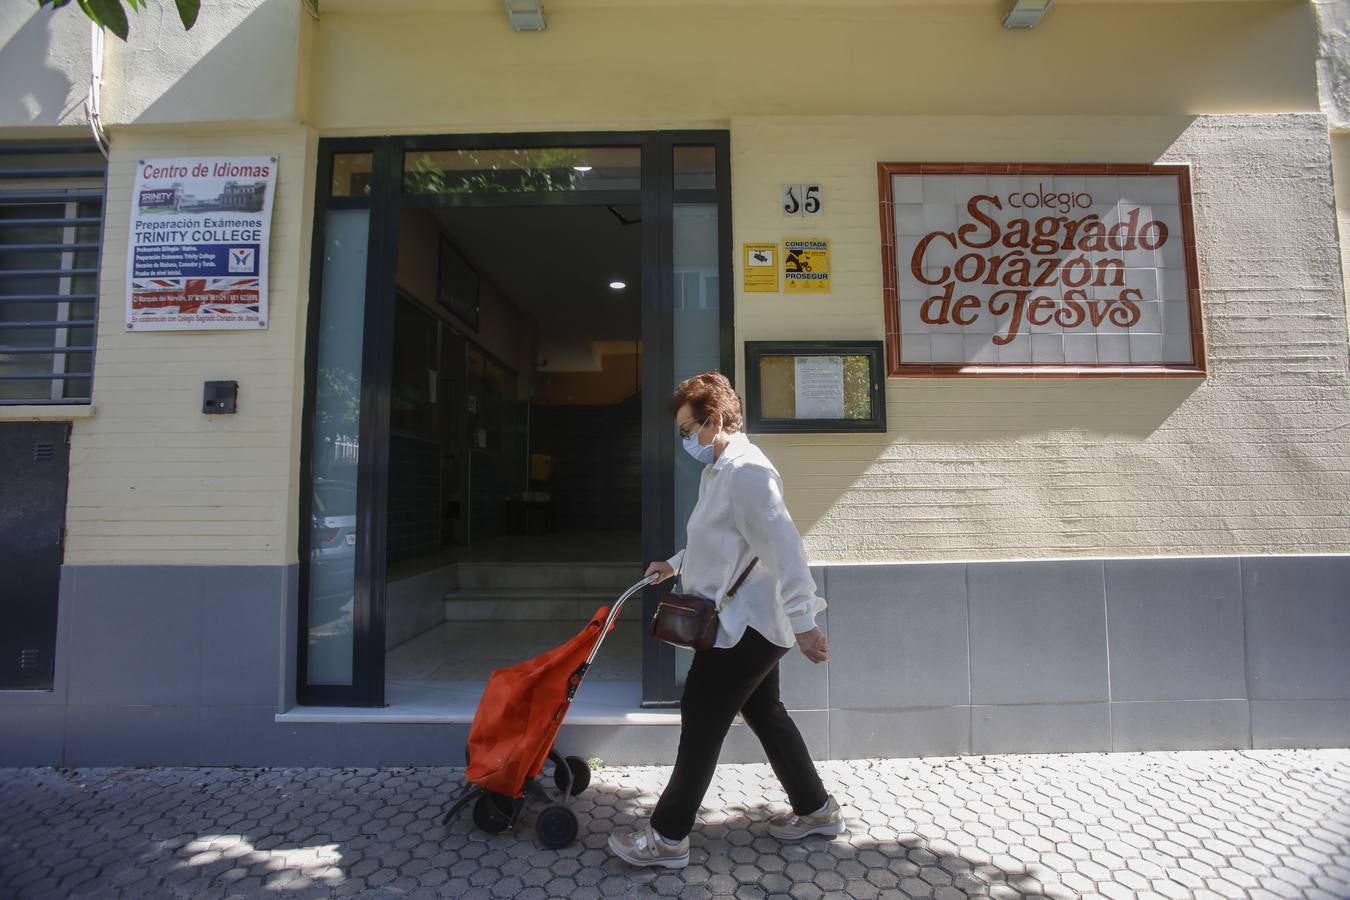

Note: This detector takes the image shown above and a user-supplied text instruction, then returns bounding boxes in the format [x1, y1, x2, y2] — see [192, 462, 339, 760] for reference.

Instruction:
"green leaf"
[175, 0, 199, 29]
[78, 0, 130, 40]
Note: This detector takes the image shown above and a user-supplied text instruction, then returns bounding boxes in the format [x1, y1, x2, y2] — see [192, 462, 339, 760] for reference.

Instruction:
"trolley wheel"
[554, 756, 591, 796]
[472, 792, 513, 835]
[536, 804, 579, 849]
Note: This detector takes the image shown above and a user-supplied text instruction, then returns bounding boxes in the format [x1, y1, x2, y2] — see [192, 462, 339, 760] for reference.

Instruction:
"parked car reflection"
[309, 477, 356, 641]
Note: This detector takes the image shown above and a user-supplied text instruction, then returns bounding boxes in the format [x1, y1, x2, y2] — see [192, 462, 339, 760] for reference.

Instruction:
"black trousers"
[649, 627, 829, 841]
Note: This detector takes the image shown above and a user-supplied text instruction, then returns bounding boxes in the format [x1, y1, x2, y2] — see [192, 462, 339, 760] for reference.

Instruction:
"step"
[444, 588, 647, 622]
[276, 678, 796, 766]
[453, 562, 645, 592]
[264, 712, 788, 766]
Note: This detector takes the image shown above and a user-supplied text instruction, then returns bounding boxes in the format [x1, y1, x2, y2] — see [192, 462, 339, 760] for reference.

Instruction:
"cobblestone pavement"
[1, 749, 1348, 899]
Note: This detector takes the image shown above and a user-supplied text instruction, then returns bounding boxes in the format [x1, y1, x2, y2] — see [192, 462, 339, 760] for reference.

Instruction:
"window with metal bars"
[0, 143, 106, 405]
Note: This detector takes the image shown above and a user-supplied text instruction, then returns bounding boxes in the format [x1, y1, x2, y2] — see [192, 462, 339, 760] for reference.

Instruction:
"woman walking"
[608, 371, 843, 870]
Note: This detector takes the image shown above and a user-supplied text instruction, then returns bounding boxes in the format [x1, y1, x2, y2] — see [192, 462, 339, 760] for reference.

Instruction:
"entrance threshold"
[274, 680, 677, 726]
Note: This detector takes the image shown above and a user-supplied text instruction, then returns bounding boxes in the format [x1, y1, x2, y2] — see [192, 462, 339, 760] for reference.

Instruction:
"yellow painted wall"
[63, 126, 317, 565]
[732, 113, 1350, 560]
[311, 1, 1317, 133]
[39, 1, 1349, 566]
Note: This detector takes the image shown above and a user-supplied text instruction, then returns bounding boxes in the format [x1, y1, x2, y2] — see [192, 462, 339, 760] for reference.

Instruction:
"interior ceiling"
[434, 204, 641, 340]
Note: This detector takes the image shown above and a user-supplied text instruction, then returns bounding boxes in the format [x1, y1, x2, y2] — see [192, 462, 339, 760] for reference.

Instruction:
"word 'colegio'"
[910, 194, 1169, 345]
[1006, 183, 1093, 214]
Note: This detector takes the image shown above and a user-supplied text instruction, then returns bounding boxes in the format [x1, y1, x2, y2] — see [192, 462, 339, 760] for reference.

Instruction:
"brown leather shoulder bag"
[650, 557, 758, 652]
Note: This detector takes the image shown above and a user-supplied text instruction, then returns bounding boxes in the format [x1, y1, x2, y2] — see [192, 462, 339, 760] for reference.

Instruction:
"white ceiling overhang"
[318, 0, 1269, 14]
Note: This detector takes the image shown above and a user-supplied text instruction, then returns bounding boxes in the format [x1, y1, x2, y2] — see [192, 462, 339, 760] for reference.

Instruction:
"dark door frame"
[299, 131, 733, 707]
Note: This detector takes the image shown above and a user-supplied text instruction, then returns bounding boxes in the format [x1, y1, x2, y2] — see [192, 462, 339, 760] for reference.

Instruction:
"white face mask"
[681, 418, 715, 465]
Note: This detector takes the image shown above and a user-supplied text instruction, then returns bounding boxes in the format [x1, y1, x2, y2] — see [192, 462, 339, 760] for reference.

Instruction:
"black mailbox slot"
[203, 381, 238, 414]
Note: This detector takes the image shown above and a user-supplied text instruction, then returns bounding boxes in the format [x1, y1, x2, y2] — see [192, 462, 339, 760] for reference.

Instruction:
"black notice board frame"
[744, 340, 887, 434]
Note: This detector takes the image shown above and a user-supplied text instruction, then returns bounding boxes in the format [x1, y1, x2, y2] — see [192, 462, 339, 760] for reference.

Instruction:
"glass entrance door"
[299, 133, 731, 707]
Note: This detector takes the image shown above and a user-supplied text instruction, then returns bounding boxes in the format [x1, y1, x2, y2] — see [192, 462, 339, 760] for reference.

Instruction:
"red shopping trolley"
[440, 574, 656, 848]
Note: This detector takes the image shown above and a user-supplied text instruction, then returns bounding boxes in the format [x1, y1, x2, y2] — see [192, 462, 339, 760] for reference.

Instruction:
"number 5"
[803, 185, 822, 216]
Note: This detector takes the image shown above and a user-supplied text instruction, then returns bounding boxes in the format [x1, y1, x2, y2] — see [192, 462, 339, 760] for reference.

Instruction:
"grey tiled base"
[971, 703, 1112, 755]
[823, 553, 1350, 762]
[1251, 699, 1350, 748]
[828, 707, 971, 759]
[4, 553, 1348, 767]
[1110, 699, 1251, 751]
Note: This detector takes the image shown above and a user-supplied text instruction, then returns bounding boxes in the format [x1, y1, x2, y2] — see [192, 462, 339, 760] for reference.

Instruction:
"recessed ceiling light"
[609, 281, 627, 290]
[574, 165, 593, 172]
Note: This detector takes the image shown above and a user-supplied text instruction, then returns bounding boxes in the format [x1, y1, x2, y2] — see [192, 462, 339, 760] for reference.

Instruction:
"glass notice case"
[744, 341, 886, 434]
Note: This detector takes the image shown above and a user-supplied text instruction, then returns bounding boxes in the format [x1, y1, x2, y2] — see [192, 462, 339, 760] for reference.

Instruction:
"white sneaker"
[768, 795, 845, 840]
[607, 821, 690, 869]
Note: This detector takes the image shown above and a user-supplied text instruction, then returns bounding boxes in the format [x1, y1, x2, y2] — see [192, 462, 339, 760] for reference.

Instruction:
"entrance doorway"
[299, 134, 731, 710]
[382, 203, 644, 708]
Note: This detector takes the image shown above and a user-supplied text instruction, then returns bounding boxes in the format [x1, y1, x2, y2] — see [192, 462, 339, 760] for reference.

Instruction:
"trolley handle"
[581, 573, 659, 670]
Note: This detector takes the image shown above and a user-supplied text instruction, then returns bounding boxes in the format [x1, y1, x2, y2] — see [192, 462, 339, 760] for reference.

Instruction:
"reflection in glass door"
[304, 209, 369, 687]
[671, 203, 722, 686]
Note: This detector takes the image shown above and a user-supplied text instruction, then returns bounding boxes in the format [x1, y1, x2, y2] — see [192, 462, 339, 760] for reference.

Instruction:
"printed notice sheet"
[794, 355, 845, 418]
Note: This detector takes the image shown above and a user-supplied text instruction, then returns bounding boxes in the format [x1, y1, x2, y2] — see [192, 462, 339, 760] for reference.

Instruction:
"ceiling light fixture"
[609, 281, 627, 291]
[1002, 0, 1052, 29]
[503, 0, 546, 32]
[573, 165, 593, 172]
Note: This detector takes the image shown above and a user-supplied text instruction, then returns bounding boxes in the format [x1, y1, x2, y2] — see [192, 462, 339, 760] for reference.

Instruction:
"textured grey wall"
[0, 5, 92, 129]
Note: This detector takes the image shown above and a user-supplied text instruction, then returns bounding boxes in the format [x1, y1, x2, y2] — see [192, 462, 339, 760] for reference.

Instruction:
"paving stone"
[706, 872, 737, 893]
[2, 751, 1348, 899]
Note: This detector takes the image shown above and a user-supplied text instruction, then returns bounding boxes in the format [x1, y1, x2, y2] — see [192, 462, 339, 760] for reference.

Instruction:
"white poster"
[794, 355, 845, 418]
[125, 156, 278, 331]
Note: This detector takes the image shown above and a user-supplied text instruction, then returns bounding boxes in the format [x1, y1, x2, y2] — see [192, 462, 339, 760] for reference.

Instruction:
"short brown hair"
[669, 370, 744, 432]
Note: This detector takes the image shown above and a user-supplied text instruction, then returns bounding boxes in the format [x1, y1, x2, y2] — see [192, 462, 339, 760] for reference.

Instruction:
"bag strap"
[673, 554, 758, 607]
[715, 557, 758, 611]
[727, 557, 758, 597]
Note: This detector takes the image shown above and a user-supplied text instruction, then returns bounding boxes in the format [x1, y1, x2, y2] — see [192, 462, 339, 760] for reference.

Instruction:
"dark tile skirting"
[1, 556, 1346, 766]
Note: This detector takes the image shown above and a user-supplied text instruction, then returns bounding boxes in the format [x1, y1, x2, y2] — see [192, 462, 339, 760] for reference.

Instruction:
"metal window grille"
[0, 143, 107, 406]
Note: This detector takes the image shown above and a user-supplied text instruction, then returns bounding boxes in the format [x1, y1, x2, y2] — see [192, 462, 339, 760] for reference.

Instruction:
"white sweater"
[665, 430, 827, 649]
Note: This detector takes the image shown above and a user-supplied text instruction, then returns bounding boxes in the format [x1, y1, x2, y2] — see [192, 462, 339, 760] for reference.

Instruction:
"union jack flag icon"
[131, 277, 261, 317]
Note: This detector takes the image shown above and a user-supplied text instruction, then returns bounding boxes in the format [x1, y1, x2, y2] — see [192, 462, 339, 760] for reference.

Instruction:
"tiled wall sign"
[782, 184, 823, 217]
[878, 164, 1205, 377]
